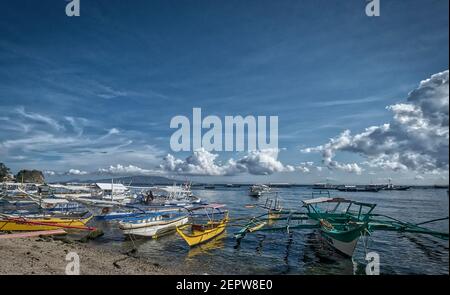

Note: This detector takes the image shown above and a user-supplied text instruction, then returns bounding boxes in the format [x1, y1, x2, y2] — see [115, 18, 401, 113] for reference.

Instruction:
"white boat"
[135, 184, 201, 207]
[119, 210, 189, 238]
[15, 188, 83, 211]
[249, 184, 270, 197]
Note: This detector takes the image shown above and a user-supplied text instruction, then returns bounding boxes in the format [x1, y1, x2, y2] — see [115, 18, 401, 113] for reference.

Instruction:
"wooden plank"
[0, 229, 67, 239]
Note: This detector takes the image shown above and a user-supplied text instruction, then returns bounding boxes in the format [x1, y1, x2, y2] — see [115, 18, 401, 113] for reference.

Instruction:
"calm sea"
[92, 186, 449, 275]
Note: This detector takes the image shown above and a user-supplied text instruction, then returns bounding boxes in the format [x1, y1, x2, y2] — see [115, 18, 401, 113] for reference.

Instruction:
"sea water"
[92, 186, 449, 275]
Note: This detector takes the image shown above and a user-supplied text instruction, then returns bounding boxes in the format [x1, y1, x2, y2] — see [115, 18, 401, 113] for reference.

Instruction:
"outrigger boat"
[260, 195, 283, 220]
[119, 210, 189, 238]
[176, 204, 228, 247]
[235, 193, 449, 258]
[95, 205, 186, 221]
[301, 197, 375, 256]
[0, 211, 94, 231]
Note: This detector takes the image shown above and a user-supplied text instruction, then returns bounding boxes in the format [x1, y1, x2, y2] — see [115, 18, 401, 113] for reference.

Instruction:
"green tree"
[0, 163, 11, 181]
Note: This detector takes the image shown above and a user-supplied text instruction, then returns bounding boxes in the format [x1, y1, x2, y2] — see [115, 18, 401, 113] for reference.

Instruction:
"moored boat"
[336, 185, 381, 192]
[0, 211, 93, 231]
[176, 204, 228, 247]
[382, 180, 411, 191]
[235, 192, 449, 259]
[119, 210, 189, 238]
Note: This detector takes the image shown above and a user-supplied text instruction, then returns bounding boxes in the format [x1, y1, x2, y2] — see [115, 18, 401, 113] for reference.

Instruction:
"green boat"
[302, 197, 376, 257]
[235, 194, 449, 258]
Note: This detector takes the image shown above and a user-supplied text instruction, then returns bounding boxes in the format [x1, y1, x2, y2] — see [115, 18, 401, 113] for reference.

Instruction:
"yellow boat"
[0, 212, 93, 231]
[176, 204, 228, 247]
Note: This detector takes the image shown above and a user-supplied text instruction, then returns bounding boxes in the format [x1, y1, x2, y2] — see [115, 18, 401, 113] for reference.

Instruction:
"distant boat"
[249, 184, 270, 198]
[313, 183, 337, 190]
[0, 211, 93, 231]
[336, 185, 380, 192]
[383, 180, 411, 191]
[204, 185, 216, 190]
[268, 183, 292, 188]
[434, 185, 449, 189]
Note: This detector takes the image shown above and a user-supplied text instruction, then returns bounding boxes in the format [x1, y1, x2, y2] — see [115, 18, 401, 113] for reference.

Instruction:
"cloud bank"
[302, 70, 449, 174]
[160, 148, 295, 176]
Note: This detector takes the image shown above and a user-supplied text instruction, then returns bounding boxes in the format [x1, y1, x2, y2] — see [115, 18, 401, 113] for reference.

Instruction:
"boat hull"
[177, 215, 228, 247]
[321, 233, 359, 257]
[248, 192, 262, 197]
[319, 223, 365, 257]
[122, 216, 189, 238]
[0, 215, 93, 231]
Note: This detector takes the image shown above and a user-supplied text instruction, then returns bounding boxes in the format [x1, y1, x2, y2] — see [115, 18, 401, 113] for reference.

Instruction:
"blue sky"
[0, 0, 448, 184]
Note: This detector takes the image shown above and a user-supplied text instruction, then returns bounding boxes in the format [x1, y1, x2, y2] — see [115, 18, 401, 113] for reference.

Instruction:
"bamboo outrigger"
[235, 193, 449, 258]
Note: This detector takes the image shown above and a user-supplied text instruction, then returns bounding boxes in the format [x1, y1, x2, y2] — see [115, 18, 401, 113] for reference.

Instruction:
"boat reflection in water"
[186, 231, 227, 259]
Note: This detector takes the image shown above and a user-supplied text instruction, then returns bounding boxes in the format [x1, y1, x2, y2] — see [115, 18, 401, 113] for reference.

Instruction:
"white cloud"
[67, 169, 88, 175]
[97, 164, 154, 175]
[160, 148, 294, 176]
[0, 106, 164, 172]
[15, 106, 64, 131]
[296, 162, 316, 173]
[236, 149, 295, 175]
[302, 70, 449, 174]
[95, 84, 128, 99]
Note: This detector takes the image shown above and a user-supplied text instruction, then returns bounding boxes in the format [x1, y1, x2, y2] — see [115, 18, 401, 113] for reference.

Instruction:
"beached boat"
[0, 211, 93, 231]
[176, 204, 228, 247]
[249, 184, 270, 197]
[119, 210, 189, 238]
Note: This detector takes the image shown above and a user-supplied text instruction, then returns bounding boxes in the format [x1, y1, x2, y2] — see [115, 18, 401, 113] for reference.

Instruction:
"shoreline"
[0, 235, 185, 275]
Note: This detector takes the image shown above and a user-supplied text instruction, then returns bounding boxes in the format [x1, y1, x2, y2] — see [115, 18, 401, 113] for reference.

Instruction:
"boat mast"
[111, 178, 114, 201]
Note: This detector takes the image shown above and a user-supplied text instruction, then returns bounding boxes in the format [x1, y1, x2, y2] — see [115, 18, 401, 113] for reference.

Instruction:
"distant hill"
[84, 175, 183, 185]
[15, 170, 45, 184]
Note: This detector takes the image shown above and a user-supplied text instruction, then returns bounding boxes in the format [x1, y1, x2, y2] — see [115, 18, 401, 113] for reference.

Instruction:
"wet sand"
[0, 236, 182, 275]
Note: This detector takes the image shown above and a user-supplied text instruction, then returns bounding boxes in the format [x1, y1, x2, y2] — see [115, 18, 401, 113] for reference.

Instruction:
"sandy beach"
[0, 236, 181, 275]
